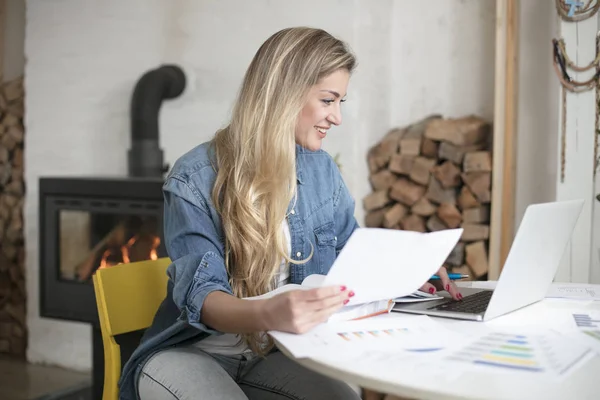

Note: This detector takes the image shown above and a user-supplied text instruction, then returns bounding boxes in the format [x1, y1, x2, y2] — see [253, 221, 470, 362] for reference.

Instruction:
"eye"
[321, 98, 347, 105]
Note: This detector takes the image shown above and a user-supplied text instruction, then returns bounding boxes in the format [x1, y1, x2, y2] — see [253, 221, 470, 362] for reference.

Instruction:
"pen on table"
[430, 273, 469, 280]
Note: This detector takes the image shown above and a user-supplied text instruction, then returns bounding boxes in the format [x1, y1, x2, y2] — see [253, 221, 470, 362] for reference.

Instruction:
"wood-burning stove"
[39, 176, 166, 323]
[39, 176, 166, 399]
[37, 64, 186, 399]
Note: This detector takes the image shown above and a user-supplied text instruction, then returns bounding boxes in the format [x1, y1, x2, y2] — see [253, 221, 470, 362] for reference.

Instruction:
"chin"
[305, 142, 322, 151]
[296, 133, 324, 151]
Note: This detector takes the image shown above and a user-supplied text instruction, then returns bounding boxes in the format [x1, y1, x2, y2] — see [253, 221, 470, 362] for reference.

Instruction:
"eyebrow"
[320, 90, 346, 98]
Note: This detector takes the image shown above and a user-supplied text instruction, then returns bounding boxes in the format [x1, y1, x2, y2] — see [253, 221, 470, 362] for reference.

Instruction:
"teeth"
[316, 127, 327, 134]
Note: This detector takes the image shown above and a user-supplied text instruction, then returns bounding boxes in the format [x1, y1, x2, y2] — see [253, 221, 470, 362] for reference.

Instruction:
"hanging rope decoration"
[553, 38, 600, 93]
[555, 0, 600, 22]
[552, 34, 600, 181]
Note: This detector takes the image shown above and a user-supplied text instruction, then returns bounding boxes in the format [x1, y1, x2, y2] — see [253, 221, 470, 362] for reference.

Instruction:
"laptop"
[392, 199, 585, 322]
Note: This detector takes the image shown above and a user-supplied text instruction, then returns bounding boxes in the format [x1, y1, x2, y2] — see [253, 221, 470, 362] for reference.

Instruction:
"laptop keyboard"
[427, 290, 493, 314]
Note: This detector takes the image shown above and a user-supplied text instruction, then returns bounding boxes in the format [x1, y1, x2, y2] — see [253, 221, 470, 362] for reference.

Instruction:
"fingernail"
[458, 294, 463, 300]
[429, 287, 435, 294]
[340, 285, 347, 292]
[445, 284, 450, 291]
[343, 299, 349, 305]
[348, 291, 355, 297]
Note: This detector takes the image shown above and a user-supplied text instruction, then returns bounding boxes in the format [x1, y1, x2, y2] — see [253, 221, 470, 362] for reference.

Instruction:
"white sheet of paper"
[269, 314, 466, 358]
[301, 274, 325, 287]
[322, 228, 463, 305]
[553, 308, 600, 355]
[444, 326, 593, 379]
[561, 330, 600, 356]
[409, 290, 441, 298]
[456, 281, 600, 302]
[324, 349, 465, 384]
[546, 283, 600, 300]
[394, 295, 443, 303]
[327, 299, 394, 322]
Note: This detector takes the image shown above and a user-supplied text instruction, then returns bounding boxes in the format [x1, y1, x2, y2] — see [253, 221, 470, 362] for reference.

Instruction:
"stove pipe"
[129, 64, 186, 178]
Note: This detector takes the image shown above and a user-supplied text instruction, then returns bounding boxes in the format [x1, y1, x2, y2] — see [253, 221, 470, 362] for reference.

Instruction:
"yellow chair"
[93, 257, 172, 400]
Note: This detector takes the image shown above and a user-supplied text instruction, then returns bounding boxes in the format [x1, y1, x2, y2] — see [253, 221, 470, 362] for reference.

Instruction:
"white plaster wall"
[340, 0, 394, 222]
[390, 1, 497, 127]
[555, 13, 599, 283]
[24, 0, 497, 371]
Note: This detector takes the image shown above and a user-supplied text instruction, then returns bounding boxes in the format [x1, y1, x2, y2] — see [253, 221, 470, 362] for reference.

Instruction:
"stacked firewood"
[363, 115, 493, 280]
[0, 76, 26, 357]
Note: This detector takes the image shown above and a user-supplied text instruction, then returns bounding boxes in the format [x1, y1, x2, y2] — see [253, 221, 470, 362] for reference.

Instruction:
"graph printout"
[570, 311, 600, 352]
[269, 315, 460, 358]
[445, 331, 590, 376]
[572, 312, 600, 329]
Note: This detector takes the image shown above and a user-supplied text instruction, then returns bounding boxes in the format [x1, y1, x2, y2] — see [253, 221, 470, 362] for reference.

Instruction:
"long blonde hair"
[211, 27, 356, 354]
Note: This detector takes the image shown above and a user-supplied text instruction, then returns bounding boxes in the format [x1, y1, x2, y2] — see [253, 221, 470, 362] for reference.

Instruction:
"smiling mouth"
[315, 127, 328, 137]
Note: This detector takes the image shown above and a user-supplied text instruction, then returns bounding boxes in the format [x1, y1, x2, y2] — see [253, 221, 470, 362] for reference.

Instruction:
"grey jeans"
[137, 345, 361, 400]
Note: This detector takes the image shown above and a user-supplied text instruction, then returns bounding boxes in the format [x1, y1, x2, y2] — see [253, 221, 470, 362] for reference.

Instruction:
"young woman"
[119, 26, 461, 400]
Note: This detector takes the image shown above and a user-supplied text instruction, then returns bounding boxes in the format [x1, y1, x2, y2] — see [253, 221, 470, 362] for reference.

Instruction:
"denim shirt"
[118, 141, 359, 400]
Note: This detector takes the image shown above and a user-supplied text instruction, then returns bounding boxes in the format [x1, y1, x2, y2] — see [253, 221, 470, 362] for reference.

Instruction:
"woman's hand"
[419, 266, 462, 300]
[260, 286, 353, 334]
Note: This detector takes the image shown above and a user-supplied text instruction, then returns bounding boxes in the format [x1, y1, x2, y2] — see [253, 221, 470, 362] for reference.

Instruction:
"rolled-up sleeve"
[163, 175, 232, 333]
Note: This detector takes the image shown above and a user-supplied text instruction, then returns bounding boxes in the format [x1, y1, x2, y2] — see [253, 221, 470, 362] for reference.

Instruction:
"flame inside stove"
[98, 234, 160, 269]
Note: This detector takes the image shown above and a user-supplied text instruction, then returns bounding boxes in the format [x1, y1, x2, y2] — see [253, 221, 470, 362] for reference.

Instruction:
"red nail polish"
[348, 291, 355, 297]
[445, 284, 450, 291]
[458, 294, 463, 300]
[343, 299, 349, 305]
[429, 287, 435, 294]
[340, 285, 347, 291]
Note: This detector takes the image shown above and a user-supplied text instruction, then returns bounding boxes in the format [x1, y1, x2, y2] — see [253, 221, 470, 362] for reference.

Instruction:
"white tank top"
[194, 218, 292, 355]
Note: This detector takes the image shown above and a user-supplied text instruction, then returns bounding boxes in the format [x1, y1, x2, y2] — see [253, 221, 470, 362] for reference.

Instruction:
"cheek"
[301, 103, 324, 126]
[295, 110, 313, 141]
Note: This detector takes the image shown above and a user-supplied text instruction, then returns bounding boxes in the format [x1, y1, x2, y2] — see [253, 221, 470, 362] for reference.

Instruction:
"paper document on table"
[444, 327, 592, 379]
[546, 283, 600, 300]
[322, 228, 463, 305]
[269, 315, 465, 358]
[328, 299, 395, 322]
[457, 281, 600, 301]
[304, 277, 443, 304]
[556, 309, 600, 355]
[394, 290, 444, 303]
[326, 349, 465, 384]
[243, 275, 395, 322]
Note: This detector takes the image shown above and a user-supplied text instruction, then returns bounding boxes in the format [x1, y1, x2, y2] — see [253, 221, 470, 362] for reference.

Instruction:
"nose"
[327, 106, 342, 126]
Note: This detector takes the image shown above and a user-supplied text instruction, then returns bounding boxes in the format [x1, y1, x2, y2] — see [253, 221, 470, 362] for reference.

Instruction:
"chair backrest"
[93, 257, 171, 400]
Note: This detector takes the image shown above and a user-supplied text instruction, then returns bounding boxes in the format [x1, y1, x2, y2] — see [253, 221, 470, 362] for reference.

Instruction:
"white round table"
[275, 299, 600, 400]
